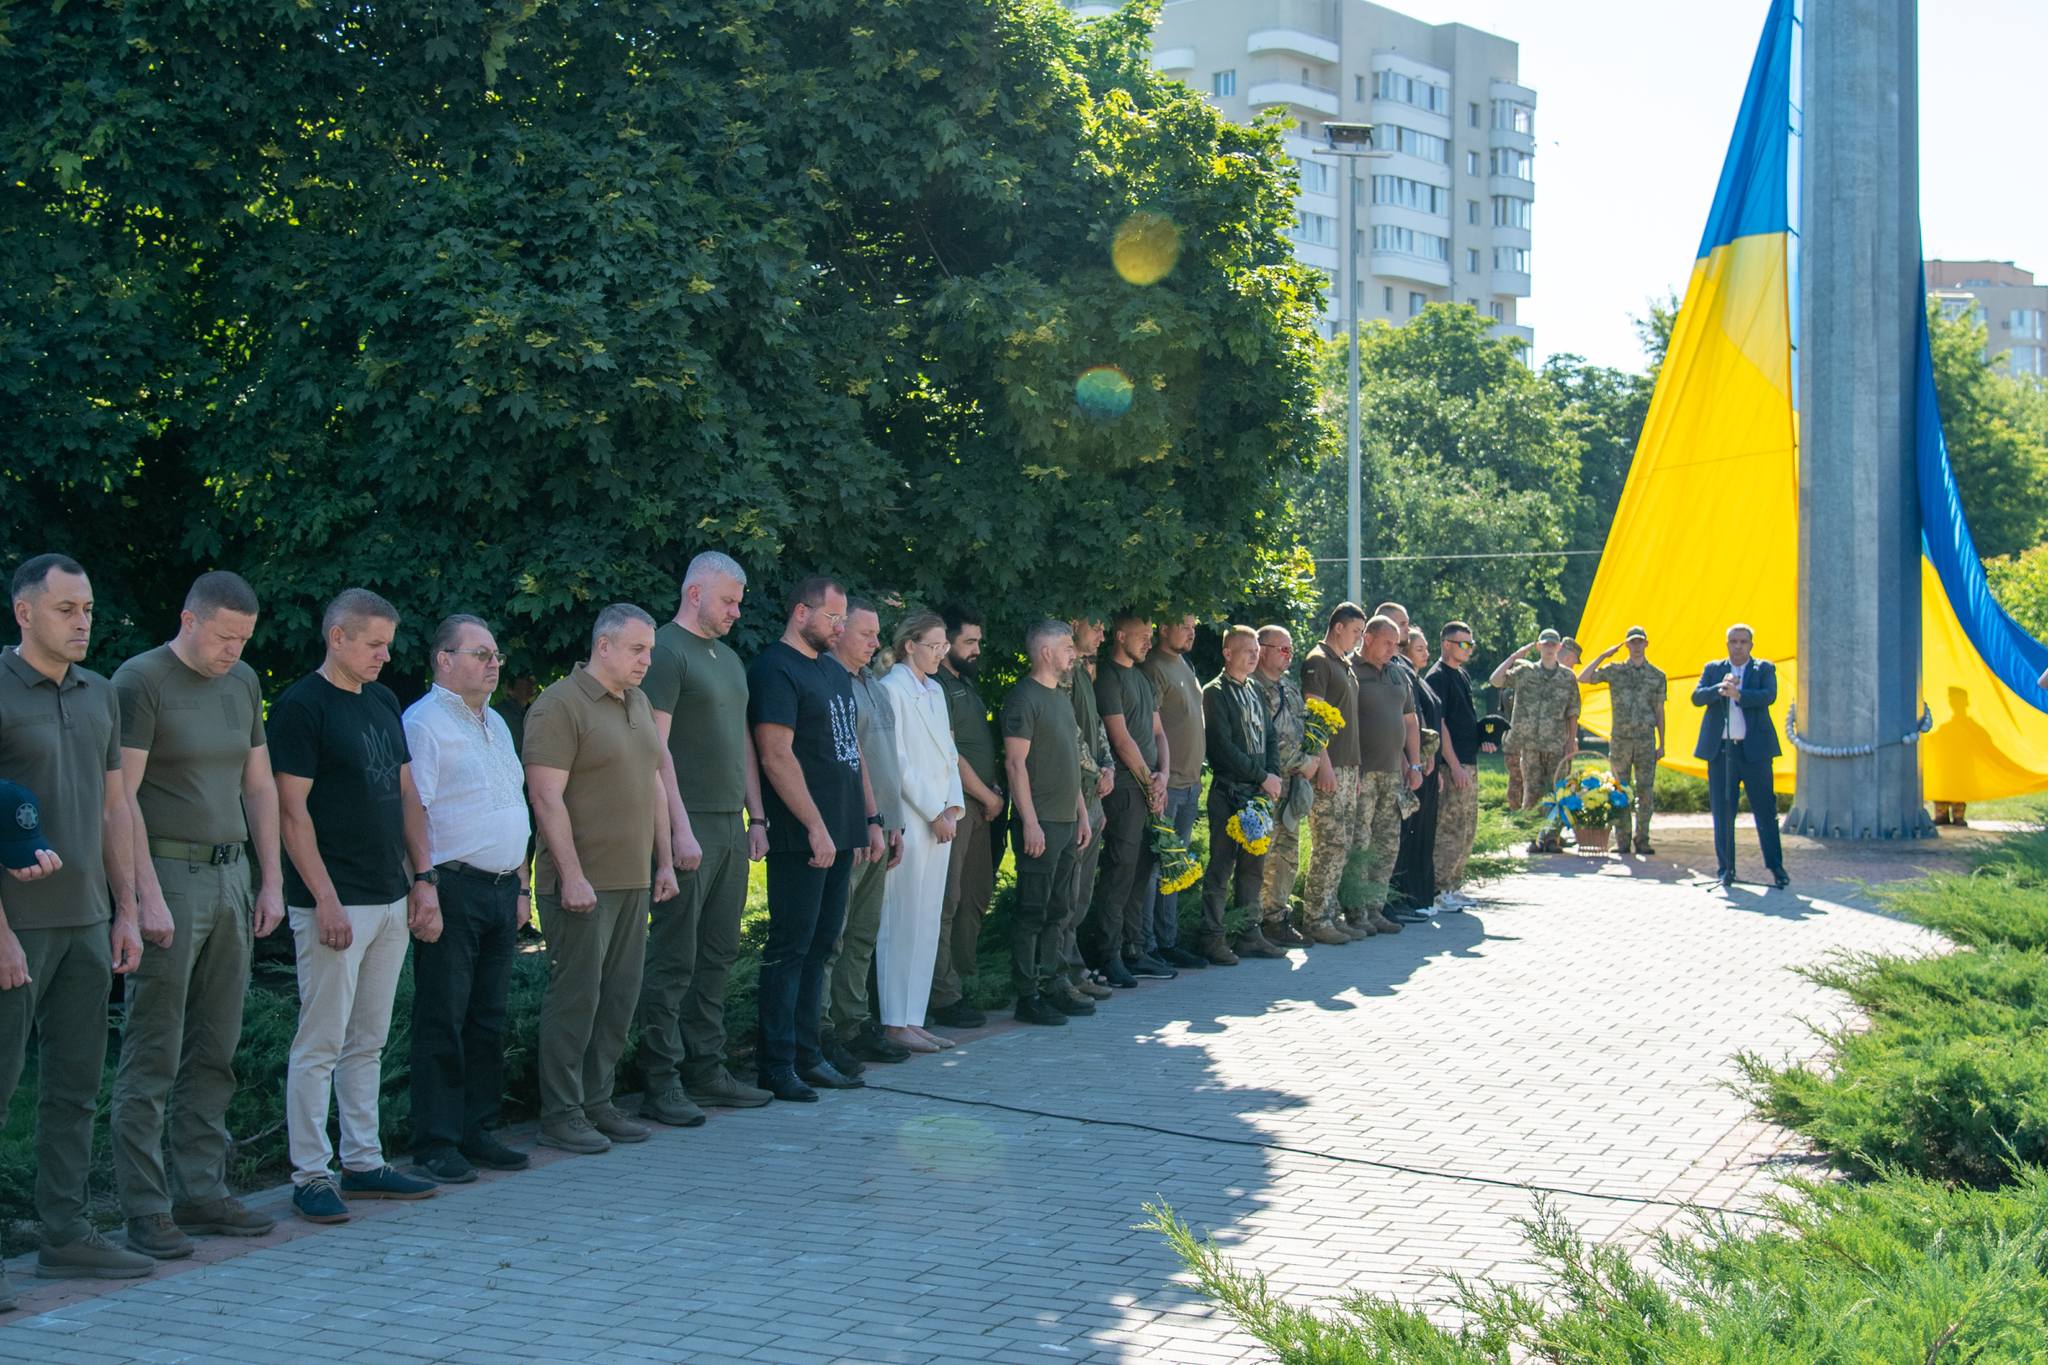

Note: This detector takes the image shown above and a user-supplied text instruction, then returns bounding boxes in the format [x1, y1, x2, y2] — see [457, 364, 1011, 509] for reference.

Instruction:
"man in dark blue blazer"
[1690, 624, 1789, 889]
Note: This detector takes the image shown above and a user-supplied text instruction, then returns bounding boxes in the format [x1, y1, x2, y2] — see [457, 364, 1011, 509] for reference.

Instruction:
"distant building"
[1927, 260, 2047, 378]
[1067, 0, 1534, 348]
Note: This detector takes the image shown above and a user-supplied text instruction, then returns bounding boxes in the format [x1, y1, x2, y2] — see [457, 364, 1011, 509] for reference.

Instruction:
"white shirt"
[403, 685, 530, 873]
[1723, 659, 1748, 742]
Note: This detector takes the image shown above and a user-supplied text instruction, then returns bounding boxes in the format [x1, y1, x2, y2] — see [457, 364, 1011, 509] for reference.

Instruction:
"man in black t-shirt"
[747, 576, 884, 1103]
[1425, 622, 1482, 907]
[272, 590, 442, 1224]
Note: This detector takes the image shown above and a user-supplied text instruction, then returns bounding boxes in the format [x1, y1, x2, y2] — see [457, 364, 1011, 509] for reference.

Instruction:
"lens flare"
[896, 1113, 1002, 1180]
[1075, 366, 1134, 420]
[1112, 212, 1181, 286]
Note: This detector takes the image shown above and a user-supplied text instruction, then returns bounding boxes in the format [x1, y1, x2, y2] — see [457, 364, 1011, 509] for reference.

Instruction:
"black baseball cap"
[0, 781, 55, 872]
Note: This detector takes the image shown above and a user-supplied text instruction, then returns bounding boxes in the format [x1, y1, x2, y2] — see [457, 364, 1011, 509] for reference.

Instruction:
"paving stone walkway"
[1, 828, 1966, 1363]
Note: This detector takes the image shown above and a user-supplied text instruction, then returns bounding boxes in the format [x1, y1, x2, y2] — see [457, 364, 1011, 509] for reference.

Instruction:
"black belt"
[149, 837, 242, 865]
[438, 860, 522, 885]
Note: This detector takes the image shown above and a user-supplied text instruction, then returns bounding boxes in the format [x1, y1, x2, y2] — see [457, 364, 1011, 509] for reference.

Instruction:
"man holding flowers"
[1198, 627, 1283, 964]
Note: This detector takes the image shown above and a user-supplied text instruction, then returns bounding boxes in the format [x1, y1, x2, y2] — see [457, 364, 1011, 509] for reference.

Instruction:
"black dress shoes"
[1013, 993, 1070, 1026]
[847, 1022, 912, 1064]
[1717, 871, 1736, 889]
[797, 1059, 865, 1090]
[1771, 868, 1791, 889]
[757, 1068, 819, 1103]
[929, 1000, 987, 1030]
[821, 1037, 867, 1079]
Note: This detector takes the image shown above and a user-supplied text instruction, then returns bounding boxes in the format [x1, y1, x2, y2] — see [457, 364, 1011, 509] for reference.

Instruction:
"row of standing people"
[0, 551, 1496, 1305]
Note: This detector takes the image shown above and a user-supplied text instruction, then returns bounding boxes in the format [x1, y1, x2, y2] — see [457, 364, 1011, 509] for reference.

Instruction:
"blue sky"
[1383, 0, 2047, 371]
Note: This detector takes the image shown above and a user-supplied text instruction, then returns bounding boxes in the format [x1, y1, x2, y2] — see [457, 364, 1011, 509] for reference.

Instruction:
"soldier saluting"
[1580, 628, 1666, 854]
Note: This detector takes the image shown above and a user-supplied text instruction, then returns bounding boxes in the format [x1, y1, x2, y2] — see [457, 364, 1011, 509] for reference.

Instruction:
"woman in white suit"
[876, 611, 966, 1053]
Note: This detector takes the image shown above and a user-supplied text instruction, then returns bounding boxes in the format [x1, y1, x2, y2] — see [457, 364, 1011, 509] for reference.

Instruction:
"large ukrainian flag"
[1573, 0, 2048, 801]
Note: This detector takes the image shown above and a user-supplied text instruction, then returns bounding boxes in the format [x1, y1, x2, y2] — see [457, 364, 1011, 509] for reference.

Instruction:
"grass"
[1151, 782, 2048, 1361]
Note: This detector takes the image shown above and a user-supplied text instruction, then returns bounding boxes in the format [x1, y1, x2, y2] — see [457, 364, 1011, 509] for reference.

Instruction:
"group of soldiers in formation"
[0, 546, 1672, 1305]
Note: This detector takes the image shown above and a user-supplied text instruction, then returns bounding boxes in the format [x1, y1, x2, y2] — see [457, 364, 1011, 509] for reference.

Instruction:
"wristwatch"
[413, 869, 440, 887]
[867, 814, 885, 828]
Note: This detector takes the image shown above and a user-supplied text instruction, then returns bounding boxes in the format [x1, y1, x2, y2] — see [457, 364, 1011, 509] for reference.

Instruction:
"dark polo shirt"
[523, 664, 662, 895]
[0, 647, 122, 929]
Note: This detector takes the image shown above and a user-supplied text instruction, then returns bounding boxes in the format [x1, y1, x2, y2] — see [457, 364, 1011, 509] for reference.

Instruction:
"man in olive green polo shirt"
[0, 553, 151, 1295]
[636, 552, 772, 1123]
[528, 605, 679, 1154]
[1001, 621, 1093, 1026]
[111, 571, 285, 1261]
[1140, 614, 1207, 970]
[930, 603, 1002, 1030]
[526, 605, 679, 1156]
[1348, 616, 1420, 936]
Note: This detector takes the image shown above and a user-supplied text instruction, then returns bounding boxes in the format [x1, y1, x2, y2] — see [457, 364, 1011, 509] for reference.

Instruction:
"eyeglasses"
[1445, 638, 1474, 649]
[442, 648, 505, 665]
[1261, 643, 1293, 655]
[817, 611, 846, 626]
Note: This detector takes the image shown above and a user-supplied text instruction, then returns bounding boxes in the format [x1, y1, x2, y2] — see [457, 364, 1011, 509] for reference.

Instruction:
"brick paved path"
[1, 836, 1952, 1363]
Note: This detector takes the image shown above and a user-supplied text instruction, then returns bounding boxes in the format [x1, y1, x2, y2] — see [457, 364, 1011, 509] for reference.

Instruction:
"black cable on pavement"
[861, 1079, 1787, 1222]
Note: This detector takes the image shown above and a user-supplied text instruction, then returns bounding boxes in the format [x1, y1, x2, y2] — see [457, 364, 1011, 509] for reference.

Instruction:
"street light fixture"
[1318, 121, 1391, 607]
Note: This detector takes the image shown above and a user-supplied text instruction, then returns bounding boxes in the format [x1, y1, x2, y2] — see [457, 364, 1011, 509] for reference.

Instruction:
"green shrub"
[1738, 944, 2048, 1187]
[1881, 830, 2048, 952]
[1150, 1168, 2048, 1362]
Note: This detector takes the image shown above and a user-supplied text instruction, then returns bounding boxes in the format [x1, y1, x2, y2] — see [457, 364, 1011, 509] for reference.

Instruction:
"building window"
[1466, 248, 1480, 273]
[1382, 125, 1449, 164]
[1493, 245, 1531, 273]
[1469, 101, 1481, 127]
[1376, 69, 1448, 114]
[1489, 301, 1506, 320]
[1466, 150, 1480, 175]
[1373, 224, 1451, 261]
[1490, 100, 1535, 136]
[1355, 74, 1366, 101]
[1384, 285, 1394, 310]
[2008, 346, 2044, 376]
[1297, 157, 1334, 196]
[1370, 174, 1447, 215]
[1409, 291, 1426, 317]
[1492, 196, 1534, 229]
[1289, 211, 1336, 247]
[1467, 297, 1479, 307]
[2007, 308, 2045, 340]
[1490, 147, 1535, 181]
[1467, 199, 1480, 224]
[1212, 69, 1236, 97]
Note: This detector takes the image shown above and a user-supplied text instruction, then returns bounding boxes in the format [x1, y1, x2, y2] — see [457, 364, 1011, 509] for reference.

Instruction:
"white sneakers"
[1434, 891, 1474, 913]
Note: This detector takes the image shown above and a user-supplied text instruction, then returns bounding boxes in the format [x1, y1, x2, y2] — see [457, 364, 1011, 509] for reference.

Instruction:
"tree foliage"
[0, 0, 1324, 681]
[1928, 303, 2048, 561]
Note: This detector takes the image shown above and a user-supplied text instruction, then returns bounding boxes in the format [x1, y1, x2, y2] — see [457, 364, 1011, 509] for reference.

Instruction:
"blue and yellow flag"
[1574, 0, 2048, 800]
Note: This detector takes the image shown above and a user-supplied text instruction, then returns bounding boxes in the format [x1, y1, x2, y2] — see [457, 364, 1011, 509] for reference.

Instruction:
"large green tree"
[1, 0, 1323, 681]
[1928, 303, 2048, 561]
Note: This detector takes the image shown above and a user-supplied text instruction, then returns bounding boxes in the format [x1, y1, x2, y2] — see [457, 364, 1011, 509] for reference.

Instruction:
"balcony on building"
[1493, 224, 1532, 251]
[1488, 172, 1535, 203]
[1070, 2, 1118, 18]
[1248, 78, 1340, 117]
[1373, 253, 1452, 288]
[1492, 269, 1532, 298]
[1153, 46, 1196, 75]
[1246, 27, 1339, 65]
[1492, 321, 1536, 350]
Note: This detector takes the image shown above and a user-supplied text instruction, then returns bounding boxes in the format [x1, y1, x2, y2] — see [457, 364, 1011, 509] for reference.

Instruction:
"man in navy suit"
[1690, 623, 1789, 890]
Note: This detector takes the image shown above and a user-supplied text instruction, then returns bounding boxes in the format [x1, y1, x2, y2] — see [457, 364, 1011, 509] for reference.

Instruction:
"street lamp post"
[1321, 121, 1387, 607]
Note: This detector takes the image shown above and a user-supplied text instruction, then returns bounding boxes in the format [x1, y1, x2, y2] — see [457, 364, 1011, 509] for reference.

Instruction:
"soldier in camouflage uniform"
[1251, 626, 1312, 949]
[1580, 627, 1666, 853]
[1490, 629, 1580, 811]
[1057, 618, 1116, 1001]
[1501, 680, 1524, 807]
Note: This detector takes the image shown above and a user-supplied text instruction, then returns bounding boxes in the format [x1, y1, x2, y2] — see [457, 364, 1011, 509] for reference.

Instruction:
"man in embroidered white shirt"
[402, 615, 534, 1183]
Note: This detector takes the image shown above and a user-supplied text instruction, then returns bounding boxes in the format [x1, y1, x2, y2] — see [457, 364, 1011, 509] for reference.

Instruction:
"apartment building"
[1928, 259, 2048, 379]
[1069, 0, 1535, 348]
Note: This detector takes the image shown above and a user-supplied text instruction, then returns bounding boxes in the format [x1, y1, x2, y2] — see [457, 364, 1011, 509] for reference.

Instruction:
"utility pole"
[1321, 121, 1386, 608]
[1787, 0, 1934, 839]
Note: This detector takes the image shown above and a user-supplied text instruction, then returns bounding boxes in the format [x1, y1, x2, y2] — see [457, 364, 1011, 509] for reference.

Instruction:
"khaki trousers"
[537, 888, 648, 1120]
[113, 856, 253, 1216]
[931, 802, 992, 1008]
[286, 899, 409, 1184]
[636, 812, 747, 1091]
[826, 850, 887, 1038]
[0, 922, 112, 1243]
[1520, 750, 1566, 809]
[1303, 768, 1362, 924]
[1433, 779, 1480, 891]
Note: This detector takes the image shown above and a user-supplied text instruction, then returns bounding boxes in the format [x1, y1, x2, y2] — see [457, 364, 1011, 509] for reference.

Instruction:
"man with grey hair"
[1001, 620, 1092, 1024]
[526, 604, 678, 1153]
[110, 570, 284, 1258]
[272, 588, 442, 1223]
[401, 614, 532, 1184]
[636, 552, 773, 1122]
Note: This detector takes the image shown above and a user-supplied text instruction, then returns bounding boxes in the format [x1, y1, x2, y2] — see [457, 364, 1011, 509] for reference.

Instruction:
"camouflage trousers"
[1348, 770, 1404, 914]
[1518, 750, 1566, 810]
[1303, 769, 1361, 924]
[1504, 751, 1523, 807]
[1433, 776, 1479, 891]
[1260, 813, 1306, 925]
[1609, 741, 1658, 850]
